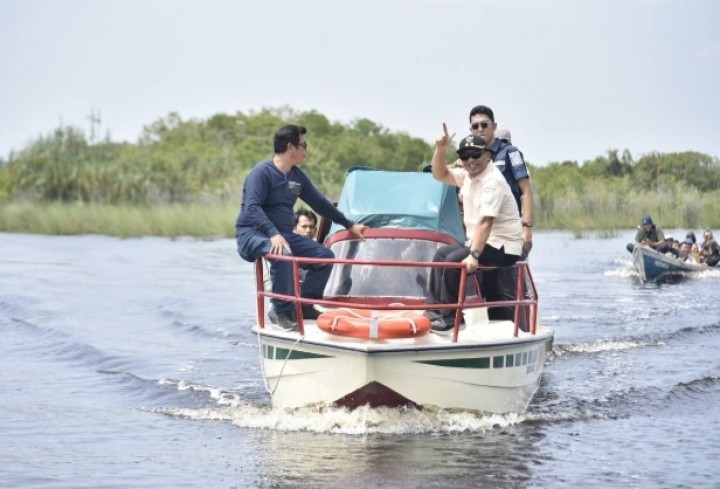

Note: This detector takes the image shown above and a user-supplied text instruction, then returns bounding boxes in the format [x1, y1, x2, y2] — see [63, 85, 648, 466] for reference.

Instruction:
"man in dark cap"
[423, 124, 523, 333]
[626, 215, 670, 254]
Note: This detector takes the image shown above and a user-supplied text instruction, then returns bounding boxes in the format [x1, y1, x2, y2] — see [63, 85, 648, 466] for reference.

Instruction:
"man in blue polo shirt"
[467, 105, 534, 257]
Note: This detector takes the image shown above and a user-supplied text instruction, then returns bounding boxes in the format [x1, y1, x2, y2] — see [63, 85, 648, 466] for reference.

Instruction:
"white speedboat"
[251, 168, 554, 413]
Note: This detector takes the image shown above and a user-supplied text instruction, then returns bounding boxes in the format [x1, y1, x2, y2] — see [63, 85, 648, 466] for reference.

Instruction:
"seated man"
[626, 215, 670, 254]
[236, 124, 367, 331]
[678, 238, 695, 262]
[423, 125, 523, 333]
[293, 208, 318, 239]
[701, 229, 720, 266]
[691, 243, 702, 263]
[264, 208, 319, 323]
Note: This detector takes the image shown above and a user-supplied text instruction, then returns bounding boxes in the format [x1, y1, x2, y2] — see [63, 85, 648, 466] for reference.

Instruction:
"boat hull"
[255, 321, 553, 413]
[632, 246, 703, 283]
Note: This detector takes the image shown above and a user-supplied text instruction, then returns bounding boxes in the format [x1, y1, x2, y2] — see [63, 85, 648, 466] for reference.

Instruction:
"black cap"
[457, 135, 489, 155]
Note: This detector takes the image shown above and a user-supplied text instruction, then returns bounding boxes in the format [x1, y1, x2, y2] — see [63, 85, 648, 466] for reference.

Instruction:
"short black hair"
[469, 105, 495, 123]
[294, 208, 317, 227]
[273, 124, 307, 154]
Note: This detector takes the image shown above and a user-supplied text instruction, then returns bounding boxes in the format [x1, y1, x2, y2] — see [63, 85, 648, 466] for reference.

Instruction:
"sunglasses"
[459, 150, 487, 161]
[470, 121, 491, 131]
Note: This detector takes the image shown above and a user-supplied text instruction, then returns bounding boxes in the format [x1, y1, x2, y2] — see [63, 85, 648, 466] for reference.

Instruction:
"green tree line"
[0, 107, 430, 205]
[1, 107, 719, 236]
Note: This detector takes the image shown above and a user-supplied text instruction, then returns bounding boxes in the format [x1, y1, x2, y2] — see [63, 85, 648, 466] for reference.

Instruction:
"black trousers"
[426, 243, 520, 325]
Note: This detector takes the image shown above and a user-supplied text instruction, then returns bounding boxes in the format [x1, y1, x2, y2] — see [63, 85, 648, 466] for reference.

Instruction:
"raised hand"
[435, 123, 456, 148]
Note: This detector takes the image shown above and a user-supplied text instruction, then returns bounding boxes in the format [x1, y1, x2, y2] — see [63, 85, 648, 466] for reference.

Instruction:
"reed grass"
[538, 182, 720, 236]
[2, 186, 720, 238]
[0, 202, 239, 238]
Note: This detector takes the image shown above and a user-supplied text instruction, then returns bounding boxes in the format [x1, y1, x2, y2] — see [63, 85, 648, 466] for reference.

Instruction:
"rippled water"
[1, 231, 719, 488]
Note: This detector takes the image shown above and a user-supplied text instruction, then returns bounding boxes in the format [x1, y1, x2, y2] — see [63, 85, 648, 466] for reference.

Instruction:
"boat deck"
[254, 315, 552, 353]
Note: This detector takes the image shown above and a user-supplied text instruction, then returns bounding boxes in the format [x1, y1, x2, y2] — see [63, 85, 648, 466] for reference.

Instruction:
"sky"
[1, 0, 719, 167]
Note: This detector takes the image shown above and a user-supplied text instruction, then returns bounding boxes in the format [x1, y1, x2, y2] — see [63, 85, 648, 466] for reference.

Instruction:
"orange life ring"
[317, 308, 431, 339]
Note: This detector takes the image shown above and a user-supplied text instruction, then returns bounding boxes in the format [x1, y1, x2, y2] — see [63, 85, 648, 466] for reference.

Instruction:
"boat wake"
[151, 403, 528, 435]
[551, 321, 720, 359]
[550, 339, 658, 357]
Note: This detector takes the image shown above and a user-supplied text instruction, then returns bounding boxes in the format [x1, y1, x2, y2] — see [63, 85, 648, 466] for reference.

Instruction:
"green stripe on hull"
[417, 345, 545, 370]
[418, 357, 491, 369]
[263, 345, 333, 360]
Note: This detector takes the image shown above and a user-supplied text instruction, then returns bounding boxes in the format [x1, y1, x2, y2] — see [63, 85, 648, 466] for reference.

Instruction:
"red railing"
[255, 254, 538, 342]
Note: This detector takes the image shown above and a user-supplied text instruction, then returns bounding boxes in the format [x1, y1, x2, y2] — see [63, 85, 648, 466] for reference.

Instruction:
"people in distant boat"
[423, 126, 523, 333]
[626, 215, 671, 254]
[235, 124, 367, 331]
[701, 229, 720, 266]
[691, 242, 702, 263]
[677, 238, 696, 263]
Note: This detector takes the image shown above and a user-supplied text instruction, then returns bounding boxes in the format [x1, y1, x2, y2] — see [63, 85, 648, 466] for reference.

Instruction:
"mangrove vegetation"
[1, 107, 719, 238]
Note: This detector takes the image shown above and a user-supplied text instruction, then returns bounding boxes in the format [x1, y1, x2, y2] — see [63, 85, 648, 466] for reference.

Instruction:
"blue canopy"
[327, 168, 465, 243]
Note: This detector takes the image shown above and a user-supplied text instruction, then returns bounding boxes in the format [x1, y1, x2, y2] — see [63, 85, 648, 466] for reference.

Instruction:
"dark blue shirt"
[490, 139, 530, 214]
[235, 160, 353, 238]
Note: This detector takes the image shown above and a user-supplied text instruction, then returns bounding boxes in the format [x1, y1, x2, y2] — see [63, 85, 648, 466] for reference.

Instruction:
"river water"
[1, 231, 719, 488]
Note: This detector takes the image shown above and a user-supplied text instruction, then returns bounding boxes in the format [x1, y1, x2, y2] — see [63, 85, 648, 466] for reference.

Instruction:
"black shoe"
[423, 310, 443, 321]
[430, 317, 465, 334]
[276, 313, 298, 332]
[268, 309, 278, 324]
[302, 305, 320, 320]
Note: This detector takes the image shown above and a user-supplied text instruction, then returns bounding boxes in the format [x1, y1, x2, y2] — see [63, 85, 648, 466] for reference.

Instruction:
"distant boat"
[250, 168, 554, 414]
[631, 245, 704, 283]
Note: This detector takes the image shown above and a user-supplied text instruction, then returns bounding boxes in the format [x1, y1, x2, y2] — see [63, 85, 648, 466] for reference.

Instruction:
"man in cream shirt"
[423, 124, 523, 332]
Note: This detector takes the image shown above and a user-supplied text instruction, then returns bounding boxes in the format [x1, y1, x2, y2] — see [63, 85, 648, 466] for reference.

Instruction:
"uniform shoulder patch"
[509, 151, 524, 167]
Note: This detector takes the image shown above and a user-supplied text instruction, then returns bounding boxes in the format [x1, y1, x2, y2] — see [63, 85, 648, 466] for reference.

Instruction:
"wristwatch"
[522, 221, 533, 228]
[470, 250, 482, 260]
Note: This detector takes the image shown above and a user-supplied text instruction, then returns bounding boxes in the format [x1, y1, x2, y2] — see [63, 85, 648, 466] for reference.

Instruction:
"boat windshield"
[324, 238, 444, 299]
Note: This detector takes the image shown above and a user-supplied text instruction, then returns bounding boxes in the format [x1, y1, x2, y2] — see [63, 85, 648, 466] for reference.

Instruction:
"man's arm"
[518, 177, 533, 255]
[239, 169, 280, 237]
[297, 170, 367, 240]
[462, 216, 493, 273]
[518, 178, 533, 224]
[432, 124, 458, 186]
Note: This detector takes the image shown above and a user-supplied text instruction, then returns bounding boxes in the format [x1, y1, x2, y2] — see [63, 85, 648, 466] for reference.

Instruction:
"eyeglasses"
[470, 121, 491, 131]
[296, 142, 308, 149]
[459, 150, 487, 161]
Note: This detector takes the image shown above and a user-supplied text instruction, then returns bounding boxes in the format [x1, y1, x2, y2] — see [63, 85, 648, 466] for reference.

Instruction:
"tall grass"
[0, 202, 239, 238]
[3, 186, 719, 238]
[538, 180, 720, 237]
